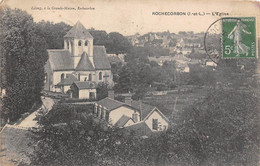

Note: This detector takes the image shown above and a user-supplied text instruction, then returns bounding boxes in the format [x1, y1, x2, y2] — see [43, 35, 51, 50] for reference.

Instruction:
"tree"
[35, 21, 71, 49]
[0, 8, 48, 121]
[107, 32, 132, 54]
[115, 65, 133, 93]
[96, 82, 109, 100]
[169, 88, 260, 165]
[29, 103, 158, 166]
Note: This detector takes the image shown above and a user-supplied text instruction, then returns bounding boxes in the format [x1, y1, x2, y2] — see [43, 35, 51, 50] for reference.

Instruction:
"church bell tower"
[63, 21, 94, 68]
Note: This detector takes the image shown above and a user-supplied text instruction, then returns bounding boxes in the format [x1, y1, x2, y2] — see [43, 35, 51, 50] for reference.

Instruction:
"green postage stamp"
[222, 17, 257, 58]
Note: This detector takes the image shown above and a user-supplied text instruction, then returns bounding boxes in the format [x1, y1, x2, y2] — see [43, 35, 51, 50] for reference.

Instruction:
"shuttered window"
[152, 119, 158, 130]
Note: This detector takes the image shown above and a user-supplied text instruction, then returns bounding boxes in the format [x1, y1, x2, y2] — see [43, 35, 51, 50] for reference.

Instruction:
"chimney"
[108, 90, 114, 100]
[124, 93, 132, 106]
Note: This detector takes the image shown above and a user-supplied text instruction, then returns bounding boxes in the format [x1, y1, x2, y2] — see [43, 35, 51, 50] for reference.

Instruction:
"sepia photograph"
[0, 0, 259, 165]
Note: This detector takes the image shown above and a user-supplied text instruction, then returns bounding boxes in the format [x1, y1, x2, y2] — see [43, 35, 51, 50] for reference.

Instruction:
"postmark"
[222, 17, 256, 58]
[204, 17, 257, 64]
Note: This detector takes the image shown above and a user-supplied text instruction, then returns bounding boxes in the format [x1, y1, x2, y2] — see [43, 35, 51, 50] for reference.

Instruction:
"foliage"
[170, 88, 260, 165]
[29, 86, 260, 166]
[35, 21, 71, 49]
[96, 82, 109, 100]
[29, 103, 169, 166]
[188, 64, 216, 86]
[0, 8, 48, 121]
[89, 30, 132, 54]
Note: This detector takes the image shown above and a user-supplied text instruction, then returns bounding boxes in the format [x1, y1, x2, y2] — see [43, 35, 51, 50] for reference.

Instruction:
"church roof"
[47, 49, 74, 71]
[93, 46, 111, 70]
[76, 52, 95, 71]
[72, 81, 97, 90]
[64, 21, 93, 39]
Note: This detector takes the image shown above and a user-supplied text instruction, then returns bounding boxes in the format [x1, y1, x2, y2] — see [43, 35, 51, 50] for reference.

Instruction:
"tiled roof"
[130, 100, 156, 120]
[93, 46, 111, 70]
[124, 121, 153, 136]
[76, 52, 95, 71]
[48, 49, 74, 71]
[96, 97, 126, 111]
[64, 21, 93, 39]
[57, 74, 78, 86]
[114, 115, 132, 127]
[72, 81, 97, 90]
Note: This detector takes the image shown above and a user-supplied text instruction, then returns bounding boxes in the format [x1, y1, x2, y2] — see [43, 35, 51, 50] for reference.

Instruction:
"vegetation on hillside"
[0, 8, 48, 121]
[28, 85, 260, 165]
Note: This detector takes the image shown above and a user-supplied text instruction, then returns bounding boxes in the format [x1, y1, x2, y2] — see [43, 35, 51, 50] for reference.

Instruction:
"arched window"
[99, 72, 102, 80]
[61, 73, 64, 80]
[88, 74, 92, 81]
[78, 40, 82, 46]
[85, 41, 88, 46]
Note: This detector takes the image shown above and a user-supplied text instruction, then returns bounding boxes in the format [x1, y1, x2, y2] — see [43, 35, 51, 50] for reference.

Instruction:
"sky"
[2, 0, 260, 36]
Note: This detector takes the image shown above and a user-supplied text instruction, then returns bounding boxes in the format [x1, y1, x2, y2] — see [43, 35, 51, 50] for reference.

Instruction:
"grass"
[143, 87, 208, 118]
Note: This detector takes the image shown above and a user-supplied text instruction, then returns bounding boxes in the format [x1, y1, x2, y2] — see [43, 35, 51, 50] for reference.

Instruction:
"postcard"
[0, 0, 259, 165]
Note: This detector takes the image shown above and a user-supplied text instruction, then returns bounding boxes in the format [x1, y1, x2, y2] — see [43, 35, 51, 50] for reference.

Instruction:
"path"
[15, 97, 55, 128]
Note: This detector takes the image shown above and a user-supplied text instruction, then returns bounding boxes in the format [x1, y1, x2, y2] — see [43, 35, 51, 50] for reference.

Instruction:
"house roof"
[124, 121, 153, 136]
[130, 100, 156, 120]
[72, 81, 97, 90]
[76, 52, 95, 71]
[143, 107, 170, 123]
[96, 97, 126, 111]
[64, 21, 93, 39]
[57, 74, 78, 86]
[114, 115, 132, 127]
[93, 46, 111, 70]
[47, 49, 74, 71]
[96, 97, 157, 120]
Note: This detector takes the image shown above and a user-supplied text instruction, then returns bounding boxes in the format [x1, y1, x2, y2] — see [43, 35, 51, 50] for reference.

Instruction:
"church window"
[89, 74, 92, 81]
[61, 73, 64, 80]
[99, 72, 102, 80]
[78, 40, 82, 46]
[85, 41, 88, 46]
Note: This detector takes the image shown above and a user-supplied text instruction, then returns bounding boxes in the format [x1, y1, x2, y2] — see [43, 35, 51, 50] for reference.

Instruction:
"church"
[44, 21, 114, 99]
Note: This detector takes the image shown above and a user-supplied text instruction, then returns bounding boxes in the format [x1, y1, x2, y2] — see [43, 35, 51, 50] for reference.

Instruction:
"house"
[56, 74, 78, 93]
[70, 81, 97, 99]
[44, 21, 114, 95]
[94, 92, 170, 136]
[94, 94, 140, 126]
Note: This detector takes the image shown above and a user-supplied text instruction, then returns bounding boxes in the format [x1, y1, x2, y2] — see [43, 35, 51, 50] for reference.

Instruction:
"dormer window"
[78, 40, 82, 46]
[85, 41, 88, 46]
